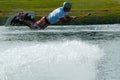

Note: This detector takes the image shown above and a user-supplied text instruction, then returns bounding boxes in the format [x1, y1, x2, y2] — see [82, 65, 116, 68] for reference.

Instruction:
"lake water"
[0, 24, 120, 80]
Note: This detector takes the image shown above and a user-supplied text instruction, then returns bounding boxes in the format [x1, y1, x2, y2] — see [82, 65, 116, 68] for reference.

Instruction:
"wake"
[0, 40, 104, 80]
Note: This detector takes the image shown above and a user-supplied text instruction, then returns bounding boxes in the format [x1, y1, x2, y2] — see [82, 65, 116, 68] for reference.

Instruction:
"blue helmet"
[63, 2, 72, 8]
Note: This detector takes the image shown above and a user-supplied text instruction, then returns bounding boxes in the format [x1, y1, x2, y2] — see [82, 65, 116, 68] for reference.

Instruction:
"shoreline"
[0, 16, 119, 26]
[0, 10, 120, 25]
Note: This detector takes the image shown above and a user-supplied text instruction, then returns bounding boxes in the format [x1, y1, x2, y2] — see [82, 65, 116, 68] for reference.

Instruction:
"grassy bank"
[0, 0, 120, 11]
[0, 0, 120, 25]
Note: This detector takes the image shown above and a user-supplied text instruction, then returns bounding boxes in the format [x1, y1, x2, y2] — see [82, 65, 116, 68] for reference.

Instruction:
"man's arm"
[23, 21, 34, 29]
[59, 15, 77, 23]
[59, 13, 92, 23]
[10, 16, 19, 25]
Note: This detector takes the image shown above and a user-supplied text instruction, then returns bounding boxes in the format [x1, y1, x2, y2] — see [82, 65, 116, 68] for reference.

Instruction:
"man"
[10, 11, 35, 25]
[24, 2, 77, 30]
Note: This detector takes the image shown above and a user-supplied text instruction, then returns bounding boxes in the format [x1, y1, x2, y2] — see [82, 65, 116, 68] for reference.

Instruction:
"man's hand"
[72, 13, 92, 20]
[70, 16, 78, 19]
[88, 13, 91, 16]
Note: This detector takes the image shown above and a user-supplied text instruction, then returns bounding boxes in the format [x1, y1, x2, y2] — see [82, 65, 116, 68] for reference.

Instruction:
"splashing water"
[0, 40, 103, 80]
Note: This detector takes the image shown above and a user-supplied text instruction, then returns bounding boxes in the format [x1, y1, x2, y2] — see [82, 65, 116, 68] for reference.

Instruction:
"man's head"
[63, 2, 72, 12]
[18, 11, 24, 19]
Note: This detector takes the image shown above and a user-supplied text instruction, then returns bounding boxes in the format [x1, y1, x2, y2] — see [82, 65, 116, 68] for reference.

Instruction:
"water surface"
[0, 24, 120, 80]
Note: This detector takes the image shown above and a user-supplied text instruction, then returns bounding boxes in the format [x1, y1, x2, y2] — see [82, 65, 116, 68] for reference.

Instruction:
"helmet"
[63, 2, 72, 8]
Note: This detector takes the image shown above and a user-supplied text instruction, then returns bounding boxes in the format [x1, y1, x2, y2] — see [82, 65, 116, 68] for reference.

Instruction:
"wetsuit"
[10, 13, 34, 25]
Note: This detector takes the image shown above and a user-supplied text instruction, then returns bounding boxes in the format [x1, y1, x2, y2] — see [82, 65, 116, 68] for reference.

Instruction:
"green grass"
[0, 0, 120, 17]
[0, 0, 120, 11]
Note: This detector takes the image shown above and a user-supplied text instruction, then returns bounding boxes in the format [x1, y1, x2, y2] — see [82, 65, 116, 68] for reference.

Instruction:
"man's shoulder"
[55, 7, 63, 11]
[58, 7, 68, 15]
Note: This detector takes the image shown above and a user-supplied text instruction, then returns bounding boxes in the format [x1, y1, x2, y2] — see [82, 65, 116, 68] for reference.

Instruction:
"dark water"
[0, 24, 120, 80]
